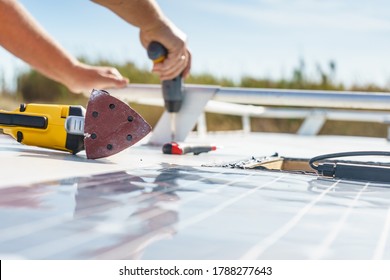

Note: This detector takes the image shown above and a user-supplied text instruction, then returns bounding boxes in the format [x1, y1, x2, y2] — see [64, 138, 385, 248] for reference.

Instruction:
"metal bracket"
[298, 110, 327, 136]
[148, 85, 219, 145]
[109, 84, 219, 146]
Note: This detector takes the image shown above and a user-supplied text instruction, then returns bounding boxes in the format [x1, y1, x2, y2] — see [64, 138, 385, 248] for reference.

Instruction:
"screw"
[92, 111, 99, 118]
[91, 133, 97, 139]
[126, 134, 132, 141]
[109, 104, 115, 110]
[107, 144, 113, 150]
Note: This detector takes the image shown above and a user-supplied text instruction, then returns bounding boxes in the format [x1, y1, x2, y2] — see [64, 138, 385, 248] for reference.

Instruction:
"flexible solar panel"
[1, 164, 389, 260]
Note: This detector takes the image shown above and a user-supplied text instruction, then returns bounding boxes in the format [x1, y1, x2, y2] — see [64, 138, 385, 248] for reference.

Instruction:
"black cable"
[309, 151, 390, 170]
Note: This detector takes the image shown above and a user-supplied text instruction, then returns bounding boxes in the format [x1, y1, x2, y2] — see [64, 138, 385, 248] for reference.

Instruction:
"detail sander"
[0, 89, 151, 159]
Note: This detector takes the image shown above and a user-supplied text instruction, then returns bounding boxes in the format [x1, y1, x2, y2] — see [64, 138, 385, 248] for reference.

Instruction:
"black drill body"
[147, 41, 184, 113]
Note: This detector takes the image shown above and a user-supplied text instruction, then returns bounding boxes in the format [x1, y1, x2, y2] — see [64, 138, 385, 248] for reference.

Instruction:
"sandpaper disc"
[84, 89, 151, 159]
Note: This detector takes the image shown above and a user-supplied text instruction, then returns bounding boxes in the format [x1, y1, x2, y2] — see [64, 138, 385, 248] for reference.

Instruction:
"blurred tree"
[8, 57, 390, 137]
[292, 57, 306, 88]
[17, 70, 70, 102]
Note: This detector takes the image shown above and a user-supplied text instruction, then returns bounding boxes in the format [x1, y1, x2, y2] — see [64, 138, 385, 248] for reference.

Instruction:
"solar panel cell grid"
[1, 165, 389, 259]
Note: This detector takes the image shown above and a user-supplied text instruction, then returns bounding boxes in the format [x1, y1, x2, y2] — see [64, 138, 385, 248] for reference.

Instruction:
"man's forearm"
[91, 0, 168, 31]
[0, 0, 77, 86]
[91, 0, 190, 80]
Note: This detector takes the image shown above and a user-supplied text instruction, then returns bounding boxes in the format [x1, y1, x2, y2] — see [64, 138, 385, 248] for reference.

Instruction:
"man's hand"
[140, 20, 191, 81]
[65, 62, 129, 94]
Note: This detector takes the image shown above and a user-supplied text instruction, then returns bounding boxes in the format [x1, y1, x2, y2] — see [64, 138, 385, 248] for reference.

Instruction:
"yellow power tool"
[0, 89, 151, 159]
[0, 103, 85, 154]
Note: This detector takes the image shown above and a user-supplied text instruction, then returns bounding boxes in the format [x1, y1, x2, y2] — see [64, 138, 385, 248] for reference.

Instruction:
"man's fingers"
[181, 51, 191, 78]
[157, 59, 185, 80]
[152, 49, 191, 80]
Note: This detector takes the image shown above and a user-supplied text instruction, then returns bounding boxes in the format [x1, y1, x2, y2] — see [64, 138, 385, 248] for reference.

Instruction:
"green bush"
[17, 70, 70, 103]
[7, 58, 389, 137]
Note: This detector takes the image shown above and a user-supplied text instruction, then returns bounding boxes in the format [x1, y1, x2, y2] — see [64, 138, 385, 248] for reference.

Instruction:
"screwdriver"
[162, 142, 217, 155]
[147, 41, 184, 141]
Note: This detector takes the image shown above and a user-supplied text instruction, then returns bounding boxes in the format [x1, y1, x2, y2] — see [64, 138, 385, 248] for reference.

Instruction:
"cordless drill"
[147, 41, 184, 141]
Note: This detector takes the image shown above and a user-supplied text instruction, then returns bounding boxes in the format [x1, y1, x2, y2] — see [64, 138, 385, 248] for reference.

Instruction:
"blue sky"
[1, 0, 390, 89]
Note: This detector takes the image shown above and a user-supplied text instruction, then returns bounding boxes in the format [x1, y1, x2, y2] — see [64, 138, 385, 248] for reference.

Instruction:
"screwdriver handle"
[147, 41, 183, 113]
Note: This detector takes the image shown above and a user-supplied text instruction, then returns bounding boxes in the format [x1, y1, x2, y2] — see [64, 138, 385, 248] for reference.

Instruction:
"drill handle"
[147, 41, 168, 62]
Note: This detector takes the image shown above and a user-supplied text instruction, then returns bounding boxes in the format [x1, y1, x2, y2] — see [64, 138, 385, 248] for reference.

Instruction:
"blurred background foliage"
[1, 58, 389, 137]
